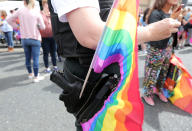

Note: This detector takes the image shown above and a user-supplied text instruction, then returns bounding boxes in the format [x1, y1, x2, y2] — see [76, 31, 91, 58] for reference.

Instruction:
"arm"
[138, 18, 181, 43]
[57, 2, 180, 49]
[66, 7, 104, 50]
[37, 13, 46, 30]
[66, 8, 181, 49]
[138, 10, 180, 43]
[7, 11, 19, 29]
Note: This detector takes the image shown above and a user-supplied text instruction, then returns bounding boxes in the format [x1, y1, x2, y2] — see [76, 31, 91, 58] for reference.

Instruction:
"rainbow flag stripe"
[81, 0, 144, 130]
[169, 55, 192, 114]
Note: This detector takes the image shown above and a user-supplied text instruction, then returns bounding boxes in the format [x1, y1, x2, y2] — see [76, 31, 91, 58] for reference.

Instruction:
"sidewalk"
[0, 47, 23, 52]
[0, 39, 22, 48]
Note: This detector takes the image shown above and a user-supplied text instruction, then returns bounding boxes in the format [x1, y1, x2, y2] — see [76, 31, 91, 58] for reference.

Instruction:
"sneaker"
[158, 92, 168, 103]
[44, 68, 52, 73]
[10, 47, 14, 52]
[184, 43, 190, 47]
[143, 96, 155, 106]
[8, 47, 12, 52]
[33, 75, 44, 83]
[52, 66, 58, 71]
[28, 73, 34, 79]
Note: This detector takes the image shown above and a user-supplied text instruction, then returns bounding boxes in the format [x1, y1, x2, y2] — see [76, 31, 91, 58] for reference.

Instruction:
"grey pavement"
[0, 47, 192, 131]
[138, 47, 192, 131]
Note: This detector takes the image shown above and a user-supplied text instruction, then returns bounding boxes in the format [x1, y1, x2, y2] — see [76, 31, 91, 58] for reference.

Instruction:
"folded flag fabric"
[81, 0, 144, 130]
[168, 55, 192, 114]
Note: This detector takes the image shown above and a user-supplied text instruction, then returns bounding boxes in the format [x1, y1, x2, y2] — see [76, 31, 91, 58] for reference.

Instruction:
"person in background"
[0, 10, 14, 52]
[142, 0, 181, 106]
[177, 9, 187, 49]
[139, 8, 150, 54]
[183, 8, 192, 46]
[141, 8, 150, 27]
[7, 0, 45, 83]
[40, 0, 57, 73]
[10, 9, 21, 45]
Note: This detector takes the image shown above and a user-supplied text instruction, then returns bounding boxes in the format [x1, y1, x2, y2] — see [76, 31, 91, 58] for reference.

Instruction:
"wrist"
[144, 25, 152, 42]
[138, 26, 151, 43]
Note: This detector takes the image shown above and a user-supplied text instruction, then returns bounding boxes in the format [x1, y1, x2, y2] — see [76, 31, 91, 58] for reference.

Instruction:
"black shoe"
[184, 44, 190, 47]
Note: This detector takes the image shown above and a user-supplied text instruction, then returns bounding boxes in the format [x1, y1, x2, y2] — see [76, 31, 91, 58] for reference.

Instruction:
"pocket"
[76, 74, 119, 123]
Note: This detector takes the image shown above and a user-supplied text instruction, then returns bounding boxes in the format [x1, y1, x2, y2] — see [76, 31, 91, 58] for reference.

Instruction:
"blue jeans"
[21, 39, 41, 77]
[4, 31, 14, 47]
[41, 37, 57, 68]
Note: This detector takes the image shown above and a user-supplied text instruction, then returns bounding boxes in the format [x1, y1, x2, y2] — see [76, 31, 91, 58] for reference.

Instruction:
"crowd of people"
[0, 0, 60, 83]
[139, 5, 192, 52]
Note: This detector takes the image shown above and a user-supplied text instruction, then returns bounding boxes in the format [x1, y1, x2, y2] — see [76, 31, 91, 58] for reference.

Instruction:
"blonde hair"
[1, 10, 7, 18]
[25, 0, 35, 9]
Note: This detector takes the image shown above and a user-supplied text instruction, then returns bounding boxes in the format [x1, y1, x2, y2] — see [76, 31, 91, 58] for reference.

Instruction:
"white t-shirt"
[51, 0, 100, 22]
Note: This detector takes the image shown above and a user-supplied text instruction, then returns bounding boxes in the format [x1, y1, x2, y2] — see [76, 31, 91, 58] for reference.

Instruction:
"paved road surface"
[0, 47, 192, 131]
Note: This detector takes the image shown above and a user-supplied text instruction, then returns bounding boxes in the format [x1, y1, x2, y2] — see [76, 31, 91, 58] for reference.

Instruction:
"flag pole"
[79, 61, 93, 98]
[79, 25, 107, 98]
[79, 0, 115, 98]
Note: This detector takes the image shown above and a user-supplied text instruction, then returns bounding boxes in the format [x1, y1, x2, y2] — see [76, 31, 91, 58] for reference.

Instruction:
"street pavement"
[0, 47, 192, 131]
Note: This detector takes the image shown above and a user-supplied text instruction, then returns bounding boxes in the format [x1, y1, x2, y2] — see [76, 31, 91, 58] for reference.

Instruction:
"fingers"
[170, 28, 179, 33]
[174, 5, 182, 13]
[169, 18, 181, 28]
[171, 6, 182, 19]
[168, 18, 180, 33]
[140, 18, 181, 43]
[174, 4, 184, 13]
[163, 18, 181, 28]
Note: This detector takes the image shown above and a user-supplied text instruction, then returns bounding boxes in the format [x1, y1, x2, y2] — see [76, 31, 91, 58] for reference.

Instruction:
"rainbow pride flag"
[169, 55, 192, 114]
[81, 0, 144, 130]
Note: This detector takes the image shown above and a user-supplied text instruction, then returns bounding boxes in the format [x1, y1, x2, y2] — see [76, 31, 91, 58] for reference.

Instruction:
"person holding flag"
[48, 0, 180, 130]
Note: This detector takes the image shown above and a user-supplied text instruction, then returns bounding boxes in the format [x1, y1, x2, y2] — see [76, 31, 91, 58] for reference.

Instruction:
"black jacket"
[48, 0, 113, 65]
[148, 9, 171, 49]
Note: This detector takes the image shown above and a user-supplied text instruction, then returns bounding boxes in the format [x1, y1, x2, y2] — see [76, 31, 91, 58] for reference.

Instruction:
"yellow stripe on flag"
[107, 8, 137, 41]
[169, 76, 184, 103]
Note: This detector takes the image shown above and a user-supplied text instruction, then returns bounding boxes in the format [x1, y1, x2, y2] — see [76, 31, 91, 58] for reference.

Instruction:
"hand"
[138, 18, 181, 43]
[177, 14, 183, 22]
[148, 18, 181, 41]
[171, 5, 182, 19]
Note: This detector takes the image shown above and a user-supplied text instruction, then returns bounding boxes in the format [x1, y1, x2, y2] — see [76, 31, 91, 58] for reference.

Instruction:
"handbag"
[163, 63, 180, 97]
